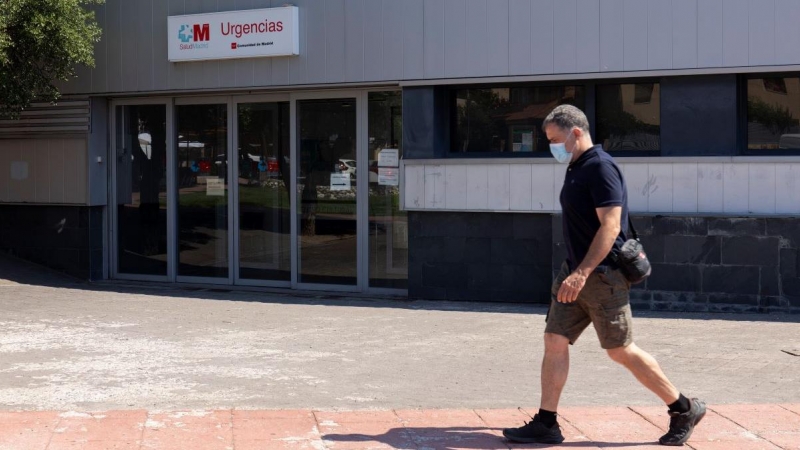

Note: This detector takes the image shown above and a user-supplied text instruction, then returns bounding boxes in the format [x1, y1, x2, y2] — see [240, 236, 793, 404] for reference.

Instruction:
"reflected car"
[779, 134, 800, 149]
[368, 161, 379, 183]
[338, 159, 357, 177]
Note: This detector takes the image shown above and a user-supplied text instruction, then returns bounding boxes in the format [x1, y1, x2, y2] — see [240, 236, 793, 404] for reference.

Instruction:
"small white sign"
[378, 149, 400, 167]
[168, 6, 299, 62]
[10, 161, 28, 180]
[330, 173, 351, 191]
[378, 168, 399, 186]
[206, 177, 225, 196]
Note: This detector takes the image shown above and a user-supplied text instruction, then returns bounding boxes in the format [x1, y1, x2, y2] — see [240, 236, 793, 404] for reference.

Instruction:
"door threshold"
[91, 279, 409, 301]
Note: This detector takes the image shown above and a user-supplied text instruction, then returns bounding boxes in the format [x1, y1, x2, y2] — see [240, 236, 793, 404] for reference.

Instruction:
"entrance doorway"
[110, 90, 405, 293]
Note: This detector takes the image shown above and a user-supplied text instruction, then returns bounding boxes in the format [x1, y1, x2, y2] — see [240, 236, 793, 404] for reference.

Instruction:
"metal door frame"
[290, 90, 364, 292]
[173, 96, 234, 285]
[231, 93, 292, 288]
[108, 98, 174, 282]
[109, 89, 408, 295]
[361, 88, 408, 297]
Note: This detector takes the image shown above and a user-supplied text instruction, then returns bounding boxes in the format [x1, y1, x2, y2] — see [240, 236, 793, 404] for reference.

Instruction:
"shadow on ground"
[2, 252, 798, 323]
[323, 427, 657, 449]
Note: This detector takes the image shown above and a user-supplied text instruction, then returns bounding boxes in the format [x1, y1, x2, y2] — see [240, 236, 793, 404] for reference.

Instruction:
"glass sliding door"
[114, 104, 169, 277]
[237, 102, 291, 282]
[296, 98, 358, 286]
[367, 92, 407, 289]
[176, 103, 230, 279]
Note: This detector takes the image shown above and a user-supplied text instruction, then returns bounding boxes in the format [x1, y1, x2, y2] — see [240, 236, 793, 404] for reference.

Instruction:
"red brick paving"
[0, 405, 797, 449]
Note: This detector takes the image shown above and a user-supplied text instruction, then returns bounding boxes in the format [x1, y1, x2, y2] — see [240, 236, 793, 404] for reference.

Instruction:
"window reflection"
[238, 102, 291, 281]
[176, 104, 229, 278]
[116, 105, 168, 276]
[453, 86, 585, 153]
[297, 99, 358, 285]
[596, 83, 661, 151]
[747, 77, 800, 150]
[368, 91, 406, 289]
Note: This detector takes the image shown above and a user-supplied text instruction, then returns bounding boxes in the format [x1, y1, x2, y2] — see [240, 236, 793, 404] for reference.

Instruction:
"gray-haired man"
[502, 105, 705, 446]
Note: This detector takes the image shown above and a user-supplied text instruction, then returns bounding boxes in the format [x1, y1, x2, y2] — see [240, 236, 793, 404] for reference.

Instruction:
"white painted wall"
[402, 159, 800, 216]
[0, 139, 88, 204]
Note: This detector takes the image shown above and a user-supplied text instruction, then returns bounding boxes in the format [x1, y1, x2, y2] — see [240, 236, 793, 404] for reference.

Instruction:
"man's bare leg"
[501, 332, 570, 443]
[607, 343, 707, 446]
[541, 332, 571, 411]
[606, 343, 679, 404]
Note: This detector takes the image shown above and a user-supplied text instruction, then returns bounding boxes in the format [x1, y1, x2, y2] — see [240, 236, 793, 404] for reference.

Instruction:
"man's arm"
[556, 205, 622, 303]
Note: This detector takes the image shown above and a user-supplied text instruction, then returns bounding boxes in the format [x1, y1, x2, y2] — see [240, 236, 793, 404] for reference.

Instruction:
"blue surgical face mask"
[549, 128, 575, 164]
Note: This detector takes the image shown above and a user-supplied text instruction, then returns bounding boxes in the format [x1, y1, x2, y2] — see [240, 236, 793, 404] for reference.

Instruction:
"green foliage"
[0, 0, 103, 118]
[748, 97, 799, 135]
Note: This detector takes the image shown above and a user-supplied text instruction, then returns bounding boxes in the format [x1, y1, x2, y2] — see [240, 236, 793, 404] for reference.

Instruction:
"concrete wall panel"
[775, 0, 800, 65]
[49, 0, 800, 94]
[648, 0, 673, 70]
[0, 139, 89, 205]
[464, 0, 488, 78]
[508, 0, 532, 75]
[403, 159, 800, 216]
[600, 0, 624, 72]
[748, 0, 775, 67]
[575, 0, 600, 73]
[424, 0, 446, 79]
[403, 0, 425, 79]
[672, 0, 697, 69]
[485, 0, 510, 76]
[553, 0, 577, 74]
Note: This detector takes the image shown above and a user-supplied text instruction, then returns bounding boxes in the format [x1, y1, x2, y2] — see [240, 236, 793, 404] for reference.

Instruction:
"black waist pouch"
[612, 217, 652, 284]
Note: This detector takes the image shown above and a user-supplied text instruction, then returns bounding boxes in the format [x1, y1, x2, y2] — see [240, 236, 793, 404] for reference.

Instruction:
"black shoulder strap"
[627, 214, 639, 241]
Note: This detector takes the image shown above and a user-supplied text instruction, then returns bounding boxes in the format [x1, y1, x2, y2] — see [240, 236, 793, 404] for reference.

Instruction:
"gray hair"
[542, 104, 590, 133]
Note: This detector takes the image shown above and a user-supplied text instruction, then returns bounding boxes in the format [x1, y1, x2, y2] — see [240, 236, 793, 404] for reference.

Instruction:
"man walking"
[502, 105, 705, 446]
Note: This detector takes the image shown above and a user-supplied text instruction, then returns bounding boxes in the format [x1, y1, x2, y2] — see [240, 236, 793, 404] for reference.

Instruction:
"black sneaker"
[659, 398, 707, 446]
[502, 414, 565, 444]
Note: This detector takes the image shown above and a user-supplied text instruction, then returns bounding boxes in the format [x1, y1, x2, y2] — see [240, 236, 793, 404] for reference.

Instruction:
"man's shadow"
[323, 426, 658, 449]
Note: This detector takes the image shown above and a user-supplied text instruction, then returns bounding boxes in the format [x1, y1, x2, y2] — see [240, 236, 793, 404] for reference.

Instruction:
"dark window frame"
[447, 78, 662, 159]
[741, 72, 800, 156]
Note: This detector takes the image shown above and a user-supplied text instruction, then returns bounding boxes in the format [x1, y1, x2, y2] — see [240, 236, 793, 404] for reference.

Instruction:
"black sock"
[668, 394, 691, 414]
[537, 409, 557, 428]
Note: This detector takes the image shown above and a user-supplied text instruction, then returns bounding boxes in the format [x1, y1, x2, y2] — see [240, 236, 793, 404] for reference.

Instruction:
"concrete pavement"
[1, 254, 799, 448]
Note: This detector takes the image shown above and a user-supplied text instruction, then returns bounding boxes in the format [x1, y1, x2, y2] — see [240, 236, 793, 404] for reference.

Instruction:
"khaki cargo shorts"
[545, 261, 634, 349]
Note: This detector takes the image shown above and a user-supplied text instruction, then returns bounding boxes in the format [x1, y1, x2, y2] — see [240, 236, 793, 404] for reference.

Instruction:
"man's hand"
[557, 270, 588, 303]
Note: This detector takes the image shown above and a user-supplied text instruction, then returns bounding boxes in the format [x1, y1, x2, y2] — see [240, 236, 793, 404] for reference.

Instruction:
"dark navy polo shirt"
[559, 145, 629, 272]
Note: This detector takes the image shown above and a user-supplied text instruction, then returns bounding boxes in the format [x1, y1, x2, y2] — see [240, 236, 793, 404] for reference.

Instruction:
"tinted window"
[747, 77, 800, 150]
[596, 83, 660, 151]
[453, 86, 585, 153]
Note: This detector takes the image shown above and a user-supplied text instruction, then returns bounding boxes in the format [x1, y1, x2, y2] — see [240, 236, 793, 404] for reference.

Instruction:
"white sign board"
[330, 173, 351, 191]
[378, 149, 400, 167]
[206, 177, 225, 196]
[168, 6, 299, 62]
[378, 168, 399, 186]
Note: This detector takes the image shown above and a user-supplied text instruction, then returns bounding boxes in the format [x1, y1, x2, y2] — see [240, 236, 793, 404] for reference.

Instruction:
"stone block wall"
[555, 215, 800, 313]
[411, 211, 800, 313]
[0, 205, 104, 280]
[408, 212, 553, 303]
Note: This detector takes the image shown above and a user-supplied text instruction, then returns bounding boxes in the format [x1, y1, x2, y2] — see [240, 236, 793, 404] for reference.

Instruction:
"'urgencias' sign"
[168, 6, 299, 62]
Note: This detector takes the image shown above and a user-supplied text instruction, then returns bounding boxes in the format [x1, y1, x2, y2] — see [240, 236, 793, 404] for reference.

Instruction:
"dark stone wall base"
[410, 212, 800, 313]
[0, 205, 104, 280]
[408, 212, 553, 304]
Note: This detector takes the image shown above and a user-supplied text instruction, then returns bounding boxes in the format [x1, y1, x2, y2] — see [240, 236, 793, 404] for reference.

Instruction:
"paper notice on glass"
[521, 132, 533, 152]
[330, 173, 351, 191]
[206, 177, 225, 196]
[378, 167, 399, 186]
[378, 149, 400, 167]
